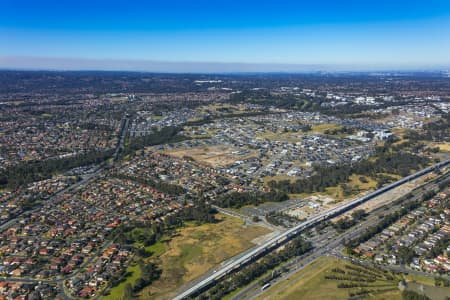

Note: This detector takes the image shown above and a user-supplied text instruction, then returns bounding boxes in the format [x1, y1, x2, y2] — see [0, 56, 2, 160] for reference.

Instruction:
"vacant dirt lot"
[166, 145, 257, 167]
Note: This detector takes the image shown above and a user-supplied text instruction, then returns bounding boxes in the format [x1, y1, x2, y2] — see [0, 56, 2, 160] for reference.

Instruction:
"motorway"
[114, 116, 130, 162]
[233, 171, 450, 300]
[0, 117, 447, 300]
[174, 160, 450, 300]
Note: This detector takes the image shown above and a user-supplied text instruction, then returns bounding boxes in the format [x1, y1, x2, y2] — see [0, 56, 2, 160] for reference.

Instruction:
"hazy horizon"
[2, 0, 450, 72]
[1, 55, 449, 74]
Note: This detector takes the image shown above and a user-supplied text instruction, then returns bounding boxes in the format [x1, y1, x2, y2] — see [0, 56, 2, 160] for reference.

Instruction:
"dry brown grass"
[139, 214, 271, 300]
[166, 145, 257, 167]
[311, 123, 342, 133]
[429, 142, 450, 152]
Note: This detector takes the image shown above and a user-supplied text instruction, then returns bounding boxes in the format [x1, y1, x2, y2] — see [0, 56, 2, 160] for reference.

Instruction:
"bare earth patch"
[165, 145, 257, 167]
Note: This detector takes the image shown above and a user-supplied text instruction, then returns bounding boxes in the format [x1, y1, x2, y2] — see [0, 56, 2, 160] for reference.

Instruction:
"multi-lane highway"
[174, 159, 450, 300]
[232, 171, 450, 300]
[114, 115, 130, 162]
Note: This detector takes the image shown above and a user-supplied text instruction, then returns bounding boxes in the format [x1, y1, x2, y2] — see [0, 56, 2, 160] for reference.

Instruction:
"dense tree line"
[197, 237, 312, 299]
[113, 173, 186, 196]
[123, 126, 188, 156]
[344, 200, 421, 252]
[110, 199, 217, 298]
[324, 126, 356, 135]
[111, 260, 161, 300]
[132, 260, 161, 293]
[215, 190, 288, 208]
[229, 90, 434, 120]
[268, 164, 352, 194]
[0, 149, 113, 189]
[324, 275, 375, 282]
[401, 290, 431, 300]
[333, 209, 367, 233]
[344, 264, 388, 279]
[229, 90, 293, 107]
[115, 260, 162, 300]
[177, 199, 218, 224]
[337, 282, 371, 288]
[114, 199, 217, 247]
[184, 117, 215, 126]
[352, 140, 430, 178]
[333, 217, 357, 232]
[356, 141, 430, 176]
[349, 289, 370, 297]
[268, 143, 430, 195]
[439, 177, 450, 190]
[331, 267, 346, 274]
[405, 113, 450, 142]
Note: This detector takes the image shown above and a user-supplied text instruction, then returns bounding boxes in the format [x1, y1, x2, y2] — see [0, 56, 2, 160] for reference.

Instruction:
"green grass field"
[311, 123, 342, 134]
[104, 263, 142, 300]
[256, 257, 403, 300]
[406, 281, 450, 300]
[145, 240, 166, 256]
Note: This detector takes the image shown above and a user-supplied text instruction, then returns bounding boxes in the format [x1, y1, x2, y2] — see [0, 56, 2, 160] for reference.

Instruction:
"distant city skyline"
[1, 0, 450, 72]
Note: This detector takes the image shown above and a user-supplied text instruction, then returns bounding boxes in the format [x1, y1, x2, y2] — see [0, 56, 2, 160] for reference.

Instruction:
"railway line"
[174, 159, 450, 300]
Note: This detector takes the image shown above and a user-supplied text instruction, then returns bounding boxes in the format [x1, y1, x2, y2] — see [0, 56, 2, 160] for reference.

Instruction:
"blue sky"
[1, 0, 450, 71]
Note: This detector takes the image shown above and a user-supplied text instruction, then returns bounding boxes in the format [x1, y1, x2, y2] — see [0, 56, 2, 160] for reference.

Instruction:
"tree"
[351, 209, 366, 221]
[401, 290, 431, 300]
[333, 217, 356, 232]
[397, 246, 415, 264]
[0, 149, 113, 189]
[122, 283, 133, 300]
